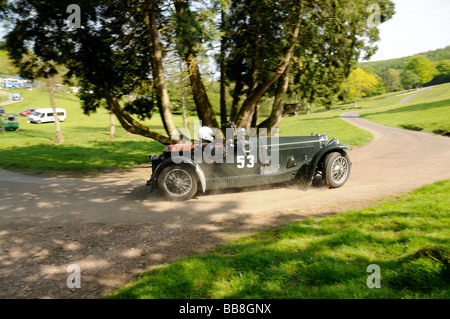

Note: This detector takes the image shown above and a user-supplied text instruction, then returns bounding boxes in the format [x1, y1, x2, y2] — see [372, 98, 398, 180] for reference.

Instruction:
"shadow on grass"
[0, 140, 165, 172]
[109, 206, 450, 299]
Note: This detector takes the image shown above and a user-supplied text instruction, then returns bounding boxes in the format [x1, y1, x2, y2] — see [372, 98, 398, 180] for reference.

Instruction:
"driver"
[198, 126, 227, 163]
[198, 126, 215, 144]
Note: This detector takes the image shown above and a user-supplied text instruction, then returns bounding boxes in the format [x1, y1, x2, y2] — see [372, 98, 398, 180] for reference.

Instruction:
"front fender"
[148, 157, 207, 193]
[305, 144, 352, 182]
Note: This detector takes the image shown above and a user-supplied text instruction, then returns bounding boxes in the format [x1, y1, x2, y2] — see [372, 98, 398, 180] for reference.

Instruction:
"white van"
[12, 93, 21, 101]
[28, 108, 66, 124]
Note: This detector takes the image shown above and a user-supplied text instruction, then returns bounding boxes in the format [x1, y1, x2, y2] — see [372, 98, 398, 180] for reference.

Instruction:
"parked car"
[0, 106, 4, 115]
[28, 108, 66, 124]
[19, 108, 36, 117]
[1, 113, 19, 131]
[147, 122, 352, 201]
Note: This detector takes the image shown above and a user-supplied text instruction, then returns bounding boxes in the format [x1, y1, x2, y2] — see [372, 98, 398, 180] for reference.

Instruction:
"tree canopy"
[401, 70, 422, 90]
[341, 68, 379, 105]
[0, 0, 395, 143]
[404, 55, 438, 85]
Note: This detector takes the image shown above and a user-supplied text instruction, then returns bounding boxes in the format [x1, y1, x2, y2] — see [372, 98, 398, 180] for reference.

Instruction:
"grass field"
[0, 88, 166, 173]
[360, 83, 450, 136]
[108, 180, 450, 299]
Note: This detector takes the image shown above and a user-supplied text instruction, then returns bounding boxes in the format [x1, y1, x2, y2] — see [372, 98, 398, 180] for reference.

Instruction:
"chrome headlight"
[319, 134, 328, 147]
[328, 137, 339, 146]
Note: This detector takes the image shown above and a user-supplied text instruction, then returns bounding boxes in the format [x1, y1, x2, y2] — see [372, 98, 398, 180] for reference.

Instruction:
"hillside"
[359, 45, 450, 75]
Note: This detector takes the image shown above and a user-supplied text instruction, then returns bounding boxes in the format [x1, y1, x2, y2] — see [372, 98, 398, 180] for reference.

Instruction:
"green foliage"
[359, 46, 450, 92]
[123, 97, 156, 121]
[341, 68, 380, 102]
[1, 0, 155, 116]
[401, 70, 422, 90]
[226, 0, 395, 112]
[437, 59, 450, 76]
[404, 55, 438, 84]
[359, 46, 450, 76]
[0, 48, 18, 75]
[0, 0, 397, 134]
[380, 68, 403, 92]
[109, 180, 450, 299]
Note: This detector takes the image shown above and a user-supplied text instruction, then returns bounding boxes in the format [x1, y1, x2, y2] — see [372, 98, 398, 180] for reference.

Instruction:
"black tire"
[157, 164, 198, 201]
[322, 152, 351, 188]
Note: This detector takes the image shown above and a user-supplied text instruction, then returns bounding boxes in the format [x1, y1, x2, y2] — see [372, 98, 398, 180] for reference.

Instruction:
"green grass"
[278, 110, 372, 147]
[109, 180, 450, 299]
[275, 89, 424, 147]
[360, 83, 450, 136]
[0, 88, 166, 173]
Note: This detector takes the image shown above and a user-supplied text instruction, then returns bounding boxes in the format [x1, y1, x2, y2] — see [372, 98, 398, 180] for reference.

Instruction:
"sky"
[368, 0, 450, 61]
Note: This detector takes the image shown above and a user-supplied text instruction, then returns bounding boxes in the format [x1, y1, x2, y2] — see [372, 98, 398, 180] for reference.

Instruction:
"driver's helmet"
[198, 126, 215, 142]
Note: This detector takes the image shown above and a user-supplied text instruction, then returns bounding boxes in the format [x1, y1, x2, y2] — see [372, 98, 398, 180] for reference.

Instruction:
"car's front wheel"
[157, 164, 198, 201]
[322, 152, 351, 188]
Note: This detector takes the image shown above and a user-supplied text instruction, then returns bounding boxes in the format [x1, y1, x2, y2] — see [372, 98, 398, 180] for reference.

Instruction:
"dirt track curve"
[1, 88, 450, 298]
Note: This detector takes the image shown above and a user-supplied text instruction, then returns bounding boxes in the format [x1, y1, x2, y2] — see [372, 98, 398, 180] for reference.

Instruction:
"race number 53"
[237, 155, 255, 168]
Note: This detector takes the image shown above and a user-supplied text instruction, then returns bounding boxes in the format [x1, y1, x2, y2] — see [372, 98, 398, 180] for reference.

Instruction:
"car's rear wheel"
[322, 152, 351, 188]
[157, 164, 198, 201]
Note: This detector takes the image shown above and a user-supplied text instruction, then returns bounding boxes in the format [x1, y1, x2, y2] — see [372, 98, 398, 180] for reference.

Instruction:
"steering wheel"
[239, 140, 253, 155]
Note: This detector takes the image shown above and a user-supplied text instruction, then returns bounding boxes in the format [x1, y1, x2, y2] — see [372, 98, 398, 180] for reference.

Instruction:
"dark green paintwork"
[148, 133, 351, 192]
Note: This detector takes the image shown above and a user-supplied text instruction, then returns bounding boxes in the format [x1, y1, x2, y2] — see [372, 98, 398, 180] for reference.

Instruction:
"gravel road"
[1, 88, 449, 299]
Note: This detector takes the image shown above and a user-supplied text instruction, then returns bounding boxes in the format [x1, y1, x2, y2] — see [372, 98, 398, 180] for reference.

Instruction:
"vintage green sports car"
[147, 122, 351, 201]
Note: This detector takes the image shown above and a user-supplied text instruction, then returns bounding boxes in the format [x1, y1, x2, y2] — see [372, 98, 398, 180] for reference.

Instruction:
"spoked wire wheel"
[323, 152, 351, 188]
[157, 165, 198, 201]
[331, 156, 349, 184]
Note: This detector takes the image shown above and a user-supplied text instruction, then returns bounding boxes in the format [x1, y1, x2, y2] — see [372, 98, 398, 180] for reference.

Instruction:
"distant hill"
[359, 45, 450, 75]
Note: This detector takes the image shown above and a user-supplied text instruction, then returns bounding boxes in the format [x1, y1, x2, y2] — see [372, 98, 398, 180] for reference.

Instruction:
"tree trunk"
[258, 61, 292, 130]
[109, 111, 115, 139]
[144, 0, 178, 138]
[174, 0, 219, 128]
[49, 83, 65, 143]
[186, 52, 219, 127]
[235, 3, 303, 129]
[251, 101, 260, 128]
[102, 82, 175, 145]
[181, 84, 189, 131]
[229, 68, 244, 123]
[219, 9, 227, 129]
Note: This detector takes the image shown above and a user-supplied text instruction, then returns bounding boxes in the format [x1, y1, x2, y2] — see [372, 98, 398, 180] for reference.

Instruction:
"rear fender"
[149, 157, 206, 193]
